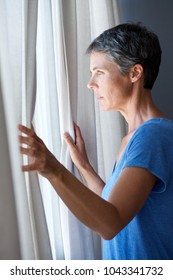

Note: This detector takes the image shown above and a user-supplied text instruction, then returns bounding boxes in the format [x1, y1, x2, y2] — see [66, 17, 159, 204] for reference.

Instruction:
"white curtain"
[0, 0, 52, 259]
[34, 0, 126, 260]
[0, 0, 126, 259]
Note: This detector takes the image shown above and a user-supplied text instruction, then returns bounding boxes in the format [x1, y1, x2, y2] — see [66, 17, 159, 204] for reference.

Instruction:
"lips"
[95, 93, 103, 99]
[94, 91, 104, 101]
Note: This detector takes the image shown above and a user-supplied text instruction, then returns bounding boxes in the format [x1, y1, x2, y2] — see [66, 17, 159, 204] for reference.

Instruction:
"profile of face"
[87, 52, 135, 112]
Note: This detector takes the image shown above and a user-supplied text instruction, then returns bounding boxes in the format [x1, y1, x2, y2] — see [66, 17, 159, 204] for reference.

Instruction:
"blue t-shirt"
[102, 118, 173, 260]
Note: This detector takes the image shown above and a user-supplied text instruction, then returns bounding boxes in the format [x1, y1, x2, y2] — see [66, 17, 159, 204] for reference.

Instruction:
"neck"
[120, 89, 166, 135]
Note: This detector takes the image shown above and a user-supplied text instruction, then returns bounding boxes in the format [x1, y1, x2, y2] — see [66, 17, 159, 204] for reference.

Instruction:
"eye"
[97, 70, 104, 75]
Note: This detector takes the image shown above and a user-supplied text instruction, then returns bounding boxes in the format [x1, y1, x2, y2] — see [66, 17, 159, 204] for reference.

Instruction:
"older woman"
[19, 23, 173, 260]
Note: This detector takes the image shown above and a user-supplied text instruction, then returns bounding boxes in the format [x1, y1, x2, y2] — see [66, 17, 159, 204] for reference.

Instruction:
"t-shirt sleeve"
[123, 124, 172, 192]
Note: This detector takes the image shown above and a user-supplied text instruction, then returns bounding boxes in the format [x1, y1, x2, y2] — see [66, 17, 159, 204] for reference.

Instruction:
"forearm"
[18, 124, 120, 239]
[79, 163, 105, 196]
[63, 125, 105, 195]
[49, 162, 121, 240]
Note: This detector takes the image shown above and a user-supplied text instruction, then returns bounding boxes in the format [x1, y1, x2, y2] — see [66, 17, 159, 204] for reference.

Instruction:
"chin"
[99, 105, 114, 112]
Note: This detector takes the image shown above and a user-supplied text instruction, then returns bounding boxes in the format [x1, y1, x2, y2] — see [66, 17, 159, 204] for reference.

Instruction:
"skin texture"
[19, 52, 165, 240]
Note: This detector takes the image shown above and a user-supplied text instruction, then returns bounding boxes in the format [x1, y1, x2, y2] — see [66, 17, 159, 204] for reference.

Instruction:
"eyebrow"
[90, 66, 105, 73]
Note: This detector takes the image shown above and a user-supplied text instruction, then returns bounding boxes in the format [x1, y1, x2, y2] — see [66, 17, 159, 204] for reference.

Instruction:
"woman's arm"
[18, 124, 157, 240]
[64, 123, 105, 195]
[18, 124, 116, 239]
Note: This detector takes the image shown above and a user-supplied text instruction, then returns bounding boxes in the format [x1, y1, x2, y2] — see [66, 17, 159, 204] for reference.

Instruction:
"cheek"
[98, 75, 107, 84]
[106, 81, 131, 103]
[111, 75, 131, 93]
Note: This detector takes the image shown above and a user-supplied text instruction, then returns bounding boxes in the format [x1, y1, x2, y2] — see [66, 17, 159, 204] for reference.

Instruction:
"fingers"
[22, 163, 38, 172]
[18, 124, 42, 141]
[20, 146, 38, 157]
[64, 123, 84, 149]
[63, 132, 75, 147]
[18, 124, 35, 137]
[74, 124, 84, 146]
[18, 124, 41, 170]
[18, 124, 53, 175]
[19, 135, 35, 147]
[74, 123, 82, 139]
[18, 124, 43, 147]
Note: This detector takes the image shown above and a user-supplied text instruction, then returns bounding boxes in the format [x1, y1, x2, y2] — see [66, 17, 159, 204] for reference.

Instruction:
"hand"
[64, 123, 90, 172]
[18, 124, 60, 180]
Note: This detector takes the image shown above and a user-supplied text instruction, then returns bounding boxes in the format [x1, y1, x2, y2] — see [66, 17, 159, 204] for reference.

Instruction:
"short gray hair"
[86, 22, 162, 90]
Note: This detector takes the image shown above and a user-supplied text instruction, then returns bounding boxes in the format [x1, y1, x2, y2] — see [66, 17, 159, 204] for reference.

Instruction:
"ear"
[130, 64, 143, 83]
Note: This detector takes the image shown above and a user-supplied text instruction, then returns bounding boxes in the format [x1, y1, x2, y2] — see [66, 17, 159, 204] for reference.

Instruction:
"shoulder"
[124, 118, 173, 189]
[132, 118, 173, 143]
[140, 117, 173, 130]
[126, 118, 173, 161]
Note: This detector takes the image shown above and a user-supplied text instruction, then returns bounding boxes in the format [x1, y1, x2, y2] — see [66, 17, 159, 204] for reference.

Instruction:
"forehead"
[89, 51, 116, 71]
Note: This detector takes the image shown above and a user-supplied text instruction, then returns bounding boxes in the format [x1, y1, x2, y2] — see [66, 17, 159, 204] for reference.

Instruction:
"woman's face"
[87, 52, 133, 112]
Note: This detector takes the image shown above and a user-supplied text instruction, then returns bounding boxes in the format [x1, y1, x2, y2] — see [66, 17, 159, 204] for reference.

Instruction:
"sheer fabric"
[0, 0, 125, 259]
[35, 0, 126, 260]
[0, 0, 51, 259]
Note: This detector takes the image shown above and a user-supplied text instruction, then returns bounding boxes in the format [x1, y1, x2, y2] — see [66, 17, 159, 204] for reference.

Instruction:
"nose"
[87, 77, 97, 89]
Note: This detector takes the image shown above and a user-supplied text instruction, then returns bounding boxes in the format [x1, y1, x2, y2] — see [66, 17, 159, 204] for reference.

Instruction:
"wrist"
[80, 161, 96, 177]
[45, 161, 64, 183]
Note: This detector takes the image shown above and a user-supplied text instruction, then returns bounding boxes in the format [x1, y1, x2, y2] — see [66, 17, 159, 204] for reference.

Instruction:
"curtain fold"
[0, 68, 21, 259]
[61, 0, 126, 258]
[89, 0, 126, 181]
[0, 0, 52, 259]
[0, 0, 125, 260]
[35, 0, 65, 260]
[35, 0, 125, 259]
